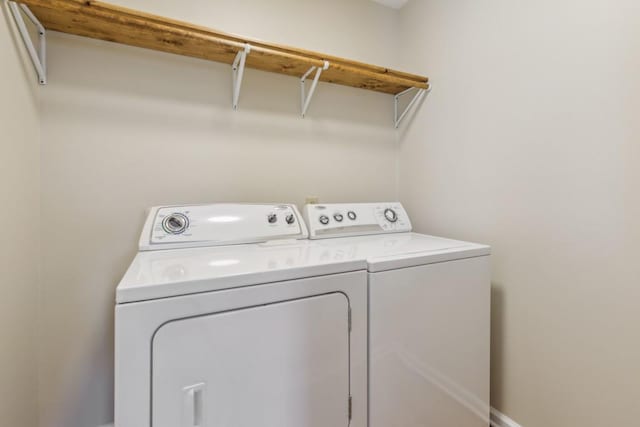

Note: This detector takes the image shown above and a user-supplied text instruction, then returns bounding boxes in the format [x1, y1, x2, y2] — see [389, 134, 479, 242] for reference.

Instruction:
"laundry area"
[1, 1, 639, 427]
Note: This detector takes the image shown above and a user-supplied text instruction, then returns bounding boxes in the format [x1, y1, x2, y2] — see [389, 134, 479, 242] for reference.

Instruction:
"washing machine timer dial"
[384, 208, 398, 223]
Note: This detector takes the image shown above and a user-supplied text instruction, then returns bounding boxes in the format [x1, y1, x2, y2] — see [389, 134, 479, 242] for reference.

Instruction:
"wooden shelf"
[18, 0, 429, 95]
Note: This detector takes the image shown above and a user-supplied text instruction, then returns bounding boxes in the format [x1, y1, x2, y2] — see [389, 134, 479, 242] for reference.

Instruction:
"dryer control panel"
[303, 202, 412, 239]
[139, 204, 308, 251]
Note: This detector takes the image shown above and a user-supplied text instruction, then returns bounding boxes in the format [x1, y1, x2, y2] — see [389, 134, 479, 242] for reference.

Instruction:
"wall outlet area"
[305, 196, 320, 205]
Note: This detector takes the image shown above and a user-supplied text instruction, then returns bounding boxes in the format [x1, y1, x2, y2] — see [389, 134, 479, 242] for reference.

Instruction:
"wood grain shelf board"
[19, 0, 429, 94]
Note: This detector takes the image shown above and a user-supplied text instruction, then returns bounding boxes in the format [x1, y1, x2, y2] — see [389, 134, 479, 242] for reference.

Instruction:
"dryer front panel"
[152, 293, 351, 427]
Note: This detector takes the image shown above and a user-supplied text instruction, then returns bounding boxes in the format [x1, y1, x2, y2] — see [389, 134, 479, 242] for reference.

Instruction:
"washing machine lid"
[313, 232, 491, 272]
[117, 240, 365, 303]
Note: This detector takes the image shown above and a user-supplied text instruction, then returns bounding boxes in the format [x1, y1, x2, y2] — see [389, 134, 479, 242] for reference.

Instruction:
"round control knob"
[267, 213, 278, 224]
[384, 208, 398, 223]
[285, 214, 296, 224]
[347, 211, 357, 220]
[319, 215, 330, 225]
[333, 213, 344, 222]
[162, 213, 189, 234]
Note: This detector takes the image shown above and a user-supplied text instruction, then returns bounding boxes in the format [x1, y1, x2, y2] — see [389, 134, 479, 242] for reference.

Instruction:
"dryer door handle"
[182, 383, 205, 427]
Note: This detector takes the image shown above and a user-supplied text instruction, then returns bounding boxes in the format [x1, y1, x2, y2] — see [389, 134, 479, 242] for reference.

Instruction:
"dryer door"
[152, 293, 351, 427]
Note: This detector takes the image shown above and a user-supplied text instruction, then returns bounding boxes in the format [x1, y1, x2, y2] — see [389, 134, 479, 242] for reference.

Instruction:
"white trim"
[490, 407, 523, 427]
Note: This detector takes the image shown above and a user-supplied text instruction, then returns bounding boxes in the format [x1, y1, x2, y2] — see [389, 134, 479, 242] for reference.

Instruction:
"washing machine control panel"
[303, 202, 412, 239]
[139, 204, 308, 250]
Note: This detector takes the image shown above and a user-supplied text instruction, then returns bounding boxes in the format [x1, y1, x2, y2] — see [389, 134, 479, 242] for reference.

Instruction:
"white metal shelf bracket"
[394, 84, 431, 128]
[8, 2, 47, 85]
[231, 43, 251, 110]
[300, 60, 329, 118]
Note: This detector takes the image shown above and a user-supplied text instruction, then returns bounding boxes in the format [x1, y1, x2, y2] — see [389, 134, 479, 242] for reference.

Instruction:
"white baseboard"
[490, 407, 522, 427]
[100, 409, 517, 427]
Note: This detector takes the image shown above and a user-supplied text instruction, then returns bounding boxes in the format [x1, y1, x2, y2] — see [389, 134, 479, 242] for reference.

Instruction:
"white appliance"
[303, 202, 491, 427]
[115, 204, 368, 427]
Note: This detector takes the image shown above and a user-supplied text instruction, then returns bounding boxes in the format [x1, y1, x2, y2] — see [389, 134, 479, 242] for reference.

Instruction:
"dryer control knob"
[347, 211, 357, 220]
[384, 208, 398, 223]
[162, 213, 189, 234]
[267, 213, 278, 224]
[319, 215, 330, 225]
[285, 214, 296, 224]
[333, 213, 344, 222]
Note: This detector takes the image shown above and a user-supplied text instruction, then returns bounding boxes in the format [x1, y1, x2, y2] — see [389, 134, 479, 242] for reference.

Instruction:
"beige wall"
[398, 0, 640, 426]
[12, 1, 638, 426]
[0, 3, 41, 427]
[38, 1, 400, 426]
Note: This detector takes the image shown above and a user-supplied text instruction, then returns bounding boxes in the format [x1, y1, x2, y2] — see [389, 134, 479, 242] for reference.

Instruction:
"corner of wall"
[1, 2, 42, 427]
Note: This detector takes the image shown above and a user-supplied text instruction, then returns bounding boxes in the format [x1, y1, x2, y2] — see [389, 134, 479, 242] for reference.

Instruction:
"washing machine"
[115, 203, 368, 427]
[303, 202, 492, 427]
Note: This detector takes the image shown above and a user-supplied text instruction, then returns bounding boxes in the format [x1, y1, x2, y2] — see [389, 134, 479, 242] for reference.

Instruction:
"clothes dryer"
[115, 204, 367, 427]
